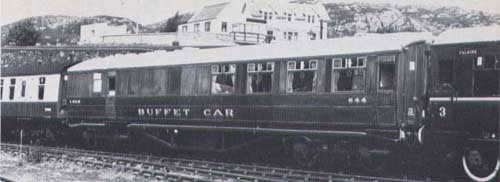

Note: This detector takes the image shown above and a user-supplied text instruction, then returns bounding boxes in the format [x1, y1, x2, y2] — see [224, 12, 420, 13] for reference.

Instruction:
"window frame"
[21, 80, 26, 98]
[204, 21, 211, 32]
[246, 62, 274, 94]
[376, 55, 397, 92]
[108, 71, 116, 96]
[92, 73, 102, 93]
[211, 64, 237, 95]
[331, 57, 367, 93]
[38, 77, 46, 100]
[9, 78, 16, 100]
[286, 59, 318, 93]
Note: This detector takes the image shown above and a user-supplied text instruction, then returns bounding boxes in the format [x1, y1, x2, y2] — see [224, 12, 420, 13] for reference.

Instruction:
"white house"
[79, 23, 129, 44]
[177, 0, 331, 43]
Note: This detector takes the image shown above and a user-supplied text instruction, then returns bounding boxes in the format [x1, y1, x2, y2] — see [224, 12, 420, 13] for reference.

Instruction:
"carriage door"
[104, 71, 117, 120]
[395, 44, 428, 128]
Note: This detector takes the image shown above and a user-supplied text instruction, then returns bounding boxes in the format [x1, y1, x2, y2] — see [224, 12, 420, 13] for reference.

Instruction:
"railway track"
[0, 143, 424, 182]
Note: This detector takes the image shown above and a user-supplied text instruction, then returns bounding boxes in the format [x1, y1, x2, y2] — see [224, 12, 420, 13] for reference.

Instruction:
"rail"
[0, 143, 424, 182]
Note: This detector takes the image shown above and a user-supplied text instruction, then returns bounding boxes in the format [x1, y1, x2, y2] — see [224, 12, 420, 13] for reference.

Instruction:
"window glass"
[221, 22, 227, 32]
[287, 60, 317, 93]
[1, 79, 4, 100]
[379, 63, 396, 90]
[38, 77, 45, 100]
[211, 64, 236, 94]
[204, 21, 211, 32]
[21, 80, 26, 97]
[9, 79, 15, 100]
[93, 73, 102, 93]
[474, 71, 499, 96]
[377, 56, 395, 91]
[438, 59, 453, 85]
[108, 72, 116, 96]
[475, 55, 496, 69]
[194, 23, 200, 32]
[247, 62, 273, 93]
[332, 57, 366, 92]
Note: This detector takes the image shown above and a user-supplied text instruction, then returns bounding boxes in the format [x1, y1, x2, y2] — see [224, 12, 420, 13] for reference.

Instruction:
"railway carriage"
[62, 32, 433, 171]
[423, 26, 500, 181]
[0, 62, 71, 143]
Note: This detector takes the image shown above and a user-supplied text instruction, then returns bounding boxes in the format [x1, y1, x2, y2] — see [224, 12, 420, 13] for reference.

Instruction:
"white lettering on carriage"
[203, 108, 234, 118]
[138, 108, 191, 118]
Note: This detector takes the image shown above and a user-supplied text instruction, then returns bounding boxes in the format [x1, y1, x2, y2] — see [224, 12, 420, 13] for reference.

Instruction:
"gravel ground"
[0, 151, 154, 182]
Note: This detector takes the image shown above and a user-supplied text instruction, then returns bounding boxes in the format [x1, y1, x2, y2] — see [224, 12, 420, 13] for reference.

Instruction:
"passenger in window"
[212, 74, 235, 94]
[248, 74, 272, 93]
[290, 71, 315, 92]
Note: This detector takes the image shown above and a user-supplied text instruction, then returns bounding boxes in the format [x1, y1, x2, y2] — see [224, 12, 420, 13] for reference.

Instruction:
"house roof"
[188, 2, 229, 23]
[434, 25, 500, 45]
[68, 32, 434, 72]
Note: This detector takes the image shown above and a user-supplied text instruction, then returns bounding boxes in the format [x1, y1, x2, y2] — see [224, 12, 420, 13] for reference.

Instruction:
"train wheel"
[357, 143, 391, 174]
[462, 145, 500, 182]
[290, 140, 319, 168]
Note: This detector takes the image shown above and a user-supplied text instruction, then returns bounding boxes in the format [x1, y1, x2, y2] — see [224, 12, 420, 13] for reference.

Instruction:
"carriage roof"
[434, 25, 500, 46]
[68, 32, 433, 72]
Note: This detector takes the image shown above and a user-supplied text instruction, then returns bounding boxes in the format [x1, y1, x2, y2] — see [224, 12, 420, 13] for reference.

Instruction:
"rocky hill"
[325, 3, 500, 37]
[1, 15, 145, 46]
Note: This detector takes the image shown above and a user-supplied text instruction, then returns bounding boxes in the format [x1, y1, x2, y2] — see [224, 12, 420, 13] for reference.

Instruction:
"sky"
[2, 0, 500, 25]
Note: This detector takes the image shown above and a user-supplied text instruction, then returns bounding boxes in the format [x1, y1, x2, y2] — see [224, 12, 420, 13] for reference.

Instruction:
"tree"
[5, 20, 41, 46]
[161, 12, 181, 32]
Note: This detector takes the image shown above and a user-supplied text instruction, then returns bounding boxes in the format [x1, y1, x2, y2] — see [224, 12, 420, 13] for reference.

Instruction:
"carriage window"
[38, 77, 45, 100]
[287, 60, 317, 93]
[108, 72, 116, 96]
[474, 55, 499, 96]
[0, 79, 3, 100]
[438, 59, 453, 85]
[474, 55, 496, 69]
[332, 57, 366, 92]
[93, 73, 102, 93]
[378, 56, 396, 91]
[211, 64, 236, 94]
[9, 79, 15, 100]
[21, 80, 26, 97]
[247, 62, 273, 93]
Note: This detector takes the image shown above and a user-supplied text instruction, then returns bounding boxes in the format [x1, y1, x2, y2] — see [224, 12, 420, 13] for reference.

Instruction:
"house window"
[307, 15, 310, 23]
[332, 57, 366, 92]
[204, 21, 211, 32]
[288, 14, 292, 21]
[269, 13, 273, 20]
[108, 72, 116, 96]
[21, 80, 26, 97]
[294, 32, 298, 40]
[211, 64, 236, 94]
[287, 32, 293, 40]
[264, 12, 268, 20]
[378, 56, 396, 91]
[287, 60, 317, 93]
[38, 77, 45, 100]
[221, 22, 227, 32]
[9, 78, 15, 100]
[283, 32, 287, 39]
[312, 16, 315, 23]
[194, 23, 200, 32]
[247, 62, 274, 93]
[93, 73, 102, 93]
[182, 25, 187, 32]
[438, 59, 453, 85]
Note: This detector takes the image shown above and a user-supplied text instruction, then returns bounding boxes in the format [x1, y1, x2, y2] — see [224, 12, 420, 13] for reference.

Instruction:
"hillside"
[1, 15, 145, 46]
[325, 3, 500, 37]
